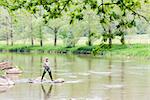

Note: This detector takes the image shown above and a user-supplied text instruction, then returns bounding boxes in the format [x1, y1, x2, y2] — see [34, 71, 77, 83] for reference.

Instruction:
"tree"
[45, 18, 66, 46]
[59, 21, 84, 47]
[82, 10, 101, 46]
[1, 0, 149, 49]
[0, 7, 12, 45]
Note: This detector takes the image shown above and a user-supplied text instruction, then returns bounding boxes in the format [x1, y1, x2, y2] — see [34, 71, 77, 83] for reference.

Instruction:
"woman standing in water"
[41, 57, 53, 82]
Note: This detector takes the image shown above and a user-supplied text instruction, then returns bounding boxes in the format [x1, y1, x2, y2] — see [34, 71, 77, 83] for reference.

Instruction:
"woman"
[41, 57, 53, 82]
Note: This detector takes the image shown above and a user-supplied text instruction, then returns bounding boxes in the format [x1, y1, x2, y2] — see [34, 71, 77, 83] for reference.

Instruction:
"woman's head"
[45, 57, 49, 61]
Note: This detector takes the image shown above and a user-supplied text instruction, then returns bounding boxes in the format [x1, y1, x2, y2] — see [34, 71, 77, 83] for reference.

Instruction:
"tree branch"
[59, 0, 71, 14]
[121, 2, 149, 23]
[98, 2, 118, 9]
[47, 25, 54, 30]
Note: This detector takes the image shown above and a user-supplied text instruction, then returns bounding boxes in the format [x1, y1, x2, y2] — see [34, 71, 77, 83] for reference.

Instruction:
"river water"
[0, 53, 150, 100]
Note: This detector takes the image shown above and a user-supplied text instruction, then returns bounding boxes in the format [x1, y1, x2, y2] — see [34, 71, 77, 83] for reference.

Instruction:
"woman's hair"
[45, 57, 48, 60]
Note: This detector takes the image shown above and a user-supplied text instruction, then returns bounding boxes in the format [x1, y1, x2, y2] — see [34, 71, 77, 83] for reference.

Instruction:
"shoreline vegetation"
[0, 44, 150, 58]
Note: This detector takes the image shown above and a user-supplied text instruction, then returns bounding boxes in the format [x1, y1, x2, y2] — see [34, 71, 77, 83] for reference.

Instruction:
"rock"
[29, 77, 49, 83]
[53, 78, 65, 83]
[0, 62, 13, 70]
[5, 67, 22, 74]
[0, 62, 22, 74]
[29, 77, 64, 84]
[6, 74, 20, 81]
[0, 76, 15, 86]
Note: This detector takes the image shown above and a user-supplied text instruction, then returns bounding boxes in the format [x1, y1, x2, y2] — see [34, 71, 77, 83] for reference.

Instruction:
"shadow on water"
[41, 84, 53, 100]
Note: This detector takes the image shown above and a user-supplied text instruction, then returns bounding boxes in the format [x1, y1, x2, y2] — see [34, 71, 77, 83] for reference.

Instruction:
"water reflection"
[0, 76, 14, 94]
[0, 85, 13, 94]
[41, 85, 53, 100]
[121, 59, 125, 100]
[108, 58, 112, 84]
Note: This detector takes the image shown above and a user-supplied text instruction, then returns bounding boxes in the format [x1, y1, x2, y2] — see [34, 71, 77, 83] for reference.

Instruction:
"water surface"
[0, 53, 150, 100]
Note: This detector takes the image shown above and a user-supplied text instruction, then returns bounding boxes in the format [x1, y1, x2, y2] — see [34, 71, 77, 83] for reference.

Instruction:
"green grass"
[107, 44, 150, 57]
[0, 44, 150, 57]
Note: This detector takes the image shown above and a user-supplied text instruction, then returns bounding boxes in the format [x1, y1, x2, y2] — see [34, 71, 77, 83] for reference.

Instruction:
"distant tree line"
[0, 0, 149, 49]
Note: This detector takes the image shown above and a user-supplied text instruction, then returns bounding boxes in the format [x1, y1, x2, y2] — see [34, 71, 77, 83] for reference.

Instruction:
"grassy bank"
[0, 44, 95, 54]
[0, 44, 150, 57]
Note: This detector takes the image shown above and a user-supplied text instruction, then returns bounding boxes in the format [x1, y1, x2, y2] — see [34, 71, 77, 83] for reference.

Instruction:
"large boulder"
[5, 67, 22, 74]
[0, 76, 15, 86]
[0, 62, 22, 74]
[6, 74, 20, 81]
[53, 78, 65, 83]
[0, 62, 13, 70]
[28, 77, 48, 83]
[28, 77, 64, 83]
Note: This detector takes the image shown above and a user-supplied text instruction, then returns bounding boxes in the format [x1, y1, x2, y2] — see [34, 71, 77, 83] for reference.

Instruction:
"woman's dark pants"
[41, 67, 53, 81]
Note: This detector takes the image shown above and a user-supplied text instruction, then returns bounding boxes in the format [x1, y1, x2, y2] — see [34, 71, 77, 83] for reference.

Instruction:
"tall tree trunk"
[108, 28, 112, 48]
[10, 16, 13, 46]
[6, 33, 9, 46]
[87, 13, 92, 46]
[88, 29, 92, 46]
[39, 6, 43, 47]
[121, 33, 125, 45]
[6, 16, 9, 45]
[54, 28, 57, 46]
[31, 37, 34, 46]
[39, 24, 43, 47]
[40, 38, 43, 47]
[30, 15, 34, 46]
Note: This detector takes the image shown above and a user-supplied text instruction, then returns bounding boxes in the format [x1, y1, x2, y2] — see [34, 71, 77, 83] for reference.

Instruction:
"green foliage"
[0, 44, 150, 58]
[0, 0, 149, 52]
[108, 44, 150, 57]
[0, 44, 94, 54]
[92, 43, 110, 55]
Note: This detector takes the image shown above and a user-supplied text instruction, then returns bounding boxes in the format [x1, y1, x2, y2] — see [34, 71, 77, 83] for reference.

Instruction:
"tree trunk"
[10, 31, 13, 46]
[10, 16, 13, 46]
[39, 6, 43, 47]
[40, 38, 43, 47]
[87, 13, 92, 46]
[88, 29, 92, 46]
[39, 25, 43, 47]
[6, 33, 9, 46]
[54, 28, 57, 46]
[108, 28, 112, 48]
[5, 16, 9, 45]
[109, 38, 112, 48]
[121, 34, 125, 45]
[30, 15, 34, 46]
[31, 37, 34, 46]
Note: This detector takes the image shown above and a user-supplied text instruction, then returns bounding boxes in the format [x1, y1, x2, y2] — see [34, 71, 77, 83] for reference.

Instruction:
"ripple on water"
[68, 96, 103, 100]
[77, 72, 90, 76]
[104, 84, 124, 89]
[57, 72, 78, 79]
[65, 80, 83, 84]
[0, 85, 14, 93]
[14, 79, 30, 84]
[89, 71, 112, 76]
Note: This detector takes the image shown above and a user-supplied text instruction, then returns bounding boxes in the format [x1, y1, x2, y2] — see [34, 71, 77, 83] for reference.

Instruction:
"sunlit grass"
[108, 44, 150, 57]
[1, 35, 150, 57]
[0, 43, 150, 57]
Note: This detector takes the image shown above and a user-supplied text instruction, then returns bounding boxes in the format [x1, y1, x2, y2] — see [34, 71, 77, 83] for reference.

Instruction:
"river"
[0, 53, 150, 100]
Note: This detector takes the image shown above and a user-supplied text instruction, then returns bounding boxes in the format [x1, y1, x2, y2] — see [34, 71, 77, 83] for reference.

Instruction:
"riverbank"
[0, 45, 94, 54]
[0, 44, 150, 57]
